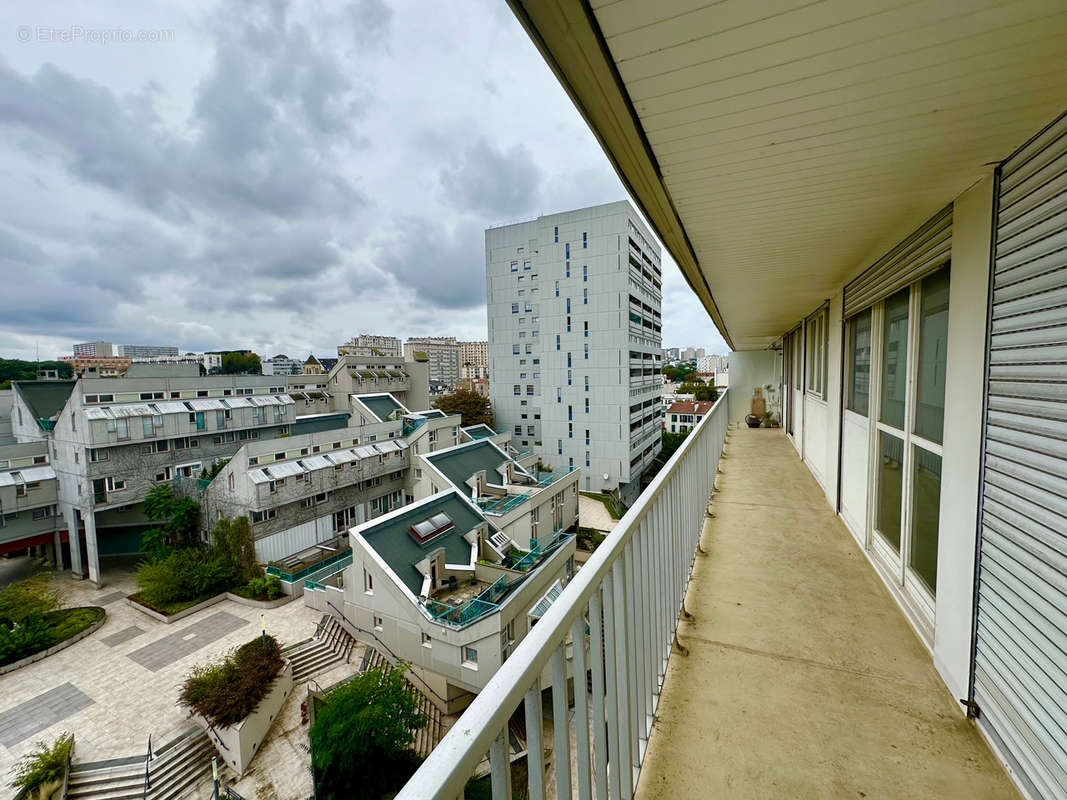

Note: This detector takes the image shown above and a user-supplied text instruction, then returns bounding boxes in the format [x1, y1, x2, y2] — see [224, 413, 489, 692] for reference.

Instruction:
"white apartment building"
[458, 341, 489, 380]
[261, 355, 304, 376]
[338, 334, 403, 358]
[131, 352, 223, 373]
[486, 201, 663, 504]
[403, 337, 461, 387]
[74, 342, 180, 358]
[696, 354, 728, 375]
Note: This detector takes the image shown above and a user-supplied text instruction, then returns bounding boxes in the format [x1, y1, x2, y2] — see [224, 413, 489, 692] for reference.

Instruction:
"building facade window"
[846, 308, 872, 415]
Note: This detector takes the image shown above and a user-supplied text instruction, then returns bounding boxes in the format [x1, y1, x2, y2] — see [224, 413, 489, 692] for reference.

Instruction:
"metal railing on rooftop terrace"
[266, 548, 351, 583]
[530, 466, 577, 488]
[476, 492, 531, 515]
[397, 390, 728, 799]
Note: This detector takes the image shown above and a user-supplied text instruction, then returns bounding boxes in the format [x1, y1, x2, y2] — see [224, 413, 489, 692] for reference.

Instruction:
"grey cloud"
[376, 217, 487, 310]
[439, 137, 542, 219]
[346, 0, 394, 49]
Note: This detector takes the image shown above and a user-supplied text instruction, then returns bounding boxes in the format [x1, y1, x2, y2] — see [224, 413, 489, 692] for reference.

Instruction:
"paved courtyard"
[578, 494, 618, 533]
[0, 565, 361, 798]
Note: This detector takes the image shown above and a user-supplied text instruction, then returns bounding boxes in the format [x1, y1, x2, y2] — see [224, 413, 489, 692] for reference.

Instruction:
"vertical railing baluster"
[490, 728, 512, 800]
[631, 525, 647, 745]
[624, 537, 639, 764]
[525, 680, 545, 800]
[590, 588, 608, 800]
[612, 556, 633, 798]
[603, 571, 622, 800]
[571, 612, 593, 800]
[552, 644, 572, 798]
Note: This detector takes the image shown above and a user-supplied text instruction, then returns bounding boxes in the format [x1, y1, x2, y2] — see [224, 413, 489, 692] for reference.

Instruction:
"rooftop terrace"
[358, 493, 483, 596]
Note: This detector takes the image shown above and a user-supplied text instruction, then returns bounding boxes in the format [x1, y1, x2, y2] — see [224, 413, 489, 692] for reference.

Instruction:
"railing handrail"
[397, 390, 728, 799]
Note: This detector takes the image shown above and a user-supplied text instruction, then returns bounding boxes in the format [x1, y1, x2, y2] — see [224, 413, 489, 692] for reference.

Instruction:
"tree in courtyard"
[310, 664, 427, 800]
[210, 516, 257, 586]
[141, 483, 202, 554]
[433, 388, 493, 428]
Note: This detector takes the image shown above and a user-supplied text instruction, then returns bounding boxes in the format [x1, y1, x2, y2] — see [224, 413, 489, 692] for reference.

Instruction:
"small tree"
[433, 388, 493, 428]
[141, 484, 201, 552]
[211, 516, 256, 586]
[9, 732, 73, 800]
[310, 665, 427, 799]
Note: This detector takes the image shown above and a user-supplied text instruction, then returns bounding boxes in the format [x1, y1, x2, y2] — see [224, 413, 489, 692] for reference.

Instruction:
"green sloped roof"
[426, 440, 509, 492]
[15, 382, 75, 429]
[359, 394, 405, 422]
[361, 493, 483, 595]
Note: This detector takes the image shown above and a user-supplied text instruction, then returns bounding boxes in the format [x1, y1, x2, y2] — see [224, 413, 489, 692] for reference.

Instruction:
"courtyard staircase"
[283, 614, 356, 682]
[66, 726, 222, 800]
[357, 646, 443, 759]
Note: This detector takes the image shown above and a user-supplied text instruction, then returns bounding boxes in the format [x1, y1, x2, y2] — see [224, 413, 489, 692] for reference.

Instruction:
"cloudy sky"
[0, 0, 728, 362]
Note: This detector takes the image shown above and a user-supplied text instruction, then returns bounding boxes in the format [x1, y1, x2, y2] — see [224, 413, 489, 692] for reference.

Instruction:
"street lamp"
[212, 756, 219, 800]
[260, 613, 266, 642]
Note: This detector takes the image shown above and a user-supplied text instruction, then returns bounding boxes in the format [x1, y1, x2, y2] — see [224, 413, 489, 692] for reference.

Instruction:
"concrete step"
[68, 730, 219, 800]
[292, 649, 345, 681]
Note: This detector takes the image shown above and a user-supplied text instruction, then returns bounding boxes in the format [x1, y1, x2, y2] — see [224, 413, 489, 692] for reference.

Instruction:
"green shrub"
[136, 547, 238, 609]
[9, 732, 73, 799]
[179, 635, 284, 727]
[0, 572, 59, 626]
[244, 575, 282, 601]
[0, 607, 104, 667]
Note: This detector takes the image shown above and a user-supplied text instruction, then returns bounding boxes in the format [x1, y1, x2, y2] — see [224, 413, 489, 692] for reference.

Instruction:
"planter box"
[126, 593, 226, 624]
[193, 660, 294, 776]
[224, 592, 292, 610]
[0, 610, 106, 676]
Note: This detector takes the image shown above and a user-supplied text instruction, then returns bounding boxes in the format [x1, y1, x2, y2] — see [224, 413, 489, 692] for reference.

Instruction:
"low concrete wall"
[195, 660, 294, 776]
[0, 609, 106, 676]
[224, 592, 292, 610]
[126, 593, 226, 624]
[302, 584, 343, 613]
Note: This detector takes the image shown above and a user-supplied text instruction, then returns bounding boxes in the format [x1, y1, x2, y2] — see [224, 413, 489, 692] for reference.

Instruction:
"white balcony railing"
[397, 390, 729, 800]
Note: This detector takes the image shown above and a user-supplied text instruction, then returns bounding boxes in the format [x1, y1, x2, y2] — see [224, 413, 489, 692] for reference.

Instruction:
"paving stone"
[99, 625, 145, 647]
[93, 590, 127, 605]
[126, 611, 249, 672]
[0, 683, 93, 747]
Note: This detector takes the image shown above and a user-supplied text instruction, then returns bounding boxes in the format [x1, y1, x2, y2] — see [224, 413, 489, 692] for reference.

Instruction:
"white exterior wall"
[726, 351, 777, 427]
[344, 533, 575, 695]
[487, 202, 662, 499]
[770, 174, 996, 710]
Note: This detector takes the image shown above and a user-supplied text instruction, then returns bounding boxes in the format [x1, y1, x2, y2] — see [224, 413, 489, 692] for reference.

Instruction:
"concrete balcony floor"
[636, 427, 1018, 799]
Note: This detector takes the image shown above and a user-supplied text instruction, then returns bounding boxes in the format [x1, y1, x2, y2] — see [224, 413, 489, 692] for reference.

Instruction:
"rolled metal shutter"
[976, 110, 1067, 800]
[842, 205, 953, 318]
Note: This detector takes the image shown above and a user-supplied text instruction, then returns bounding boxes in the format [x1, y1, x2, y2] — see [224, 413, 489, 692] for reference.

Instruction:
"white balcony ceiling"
[510, 0, 1067, 349]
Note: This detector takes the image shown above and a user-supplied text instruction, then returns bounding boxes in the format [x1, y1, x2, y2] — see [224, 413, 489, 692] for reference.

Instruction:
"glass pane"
[794, 333, 801, 390]
[876, 431, 904, 552]
[910, 447, 941, 594]
[914, 267, 951, 444]
[880, 288, 910, 429]
[847, 309, 872, 415]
